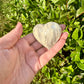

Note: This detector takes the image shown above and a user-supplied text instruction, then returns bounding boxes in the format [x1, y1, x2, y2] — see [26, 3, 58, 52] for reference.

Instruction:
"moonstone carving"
[33, 22, 62, 49]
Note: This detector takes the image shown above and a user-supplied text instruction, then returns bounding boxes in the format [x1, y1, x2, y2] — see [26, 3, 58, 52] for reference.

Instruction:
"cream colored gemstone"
[33, 22, 62, 49]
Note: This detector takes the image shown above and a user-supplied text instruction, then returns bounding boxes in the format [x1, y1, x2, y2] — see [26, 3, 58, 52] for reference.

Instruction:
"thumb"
[0, 22, 23, 49]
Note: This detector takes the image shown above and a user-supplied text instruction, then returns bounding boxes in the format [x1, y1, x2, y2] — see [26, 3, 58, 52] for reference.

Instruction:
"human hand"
[0, 22, 68, 84]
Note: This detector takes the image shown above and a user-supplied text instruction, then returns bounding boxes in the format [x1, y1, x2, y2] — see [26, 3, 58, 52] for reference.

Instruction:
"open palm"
[0, 22, 68, 84]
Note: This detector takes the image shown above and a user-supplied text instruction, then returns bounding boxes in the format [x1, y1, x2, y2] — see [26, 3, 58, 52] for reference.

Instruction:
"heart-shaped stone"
[33, 22, 62, 49]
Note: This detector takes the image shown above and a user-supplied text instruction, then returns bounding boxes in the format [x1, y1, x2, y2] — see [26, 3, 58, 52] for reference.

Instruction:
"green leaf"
[72, 28, 79, 40]
[79, 28, 83, 39]
[46, 72, 50, 79]
[72, 75, 82, 83]
[81, 0, 84, 7]
[68, 0, 75, 5]
[74, 21, 80, 26]
[76, 7, 84, 17]
[66, 76, 71, 83]
[70, 51, 80, 61]
[82, 17, 84, 21]
[42, 0, 46, 10]
[76, 60, 84, 70]
[74, 52, 80, 61]
[24, 0, 28, 5]
[77, 40, 84, 48]
[51, 0, 59, 4]
[42, 66, 47, 73]
[76, 46, 81, 52]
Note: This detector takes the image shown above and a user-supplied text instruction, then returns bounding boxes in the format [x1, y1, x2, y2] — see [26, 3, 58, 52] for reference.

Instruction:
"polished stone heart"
[33, 22, 62, 49]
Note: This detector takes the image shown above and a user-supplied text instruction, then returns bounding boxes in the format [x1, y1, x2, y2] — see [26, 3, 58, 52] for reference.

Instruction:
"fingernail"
[63, 32, 68, 39]
[16, 22, 22, 28]
[62, 24, 66, 28]
[65, 32, 68, 38]
[60, 24, 66, 31]
[17, 22, 21, 25]
[66, 32, 69, 35]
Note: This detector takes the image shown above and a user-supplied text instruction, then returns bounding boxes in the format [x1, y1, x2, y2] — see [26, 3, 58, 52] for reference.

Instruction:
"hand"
[0, 22, 68, 84]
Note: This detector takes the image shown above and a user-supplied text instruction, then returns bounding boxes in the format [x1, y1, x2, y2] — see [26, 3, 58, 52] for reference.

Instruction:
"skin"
[0, 22, 68, 84]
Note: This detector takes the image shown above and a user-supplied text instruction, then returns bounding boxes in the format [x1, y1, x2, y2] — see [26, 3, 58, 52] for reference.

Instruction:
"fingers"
[23, 33, 36, 45]
[37, 47, 47, 56]
[30, 41, 47, 55]
[0, 22, 23, 49]
[39, 32, 68, 68]
[23, 24, 66, 50]
[60, 24, 66, 31]
[24, 33, 44, 51]
[31, 41, 43, 51]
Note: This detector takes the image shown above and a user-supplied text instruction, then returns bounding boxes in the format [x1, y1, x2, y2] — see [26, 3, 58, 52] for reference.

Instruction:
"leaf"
[21, 13, 26, 21]
[76, 46, 81, 52]
[76, 60, 84, 70]
[68, 0, 75, 5]
[72, 28, 79, 40]
[75, 52, 80, 61]
[74, 21, 80, 26]
[42, 0, 46, 10]
[82, 17, 84, 21]
[79, 28, 83, 39]
[70, 51, 80, 61]
[51, 0, 59, 4]
[66, 76, 71, 83]
[52, 77, 57, 83]
[72, 75, 82, 83]
[81, 0, 84, 7]
[77, 40, 84, 48]
[76, 7, 84, 17]
[24, 0, 29, 5]
[42, 66, 47, 73]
